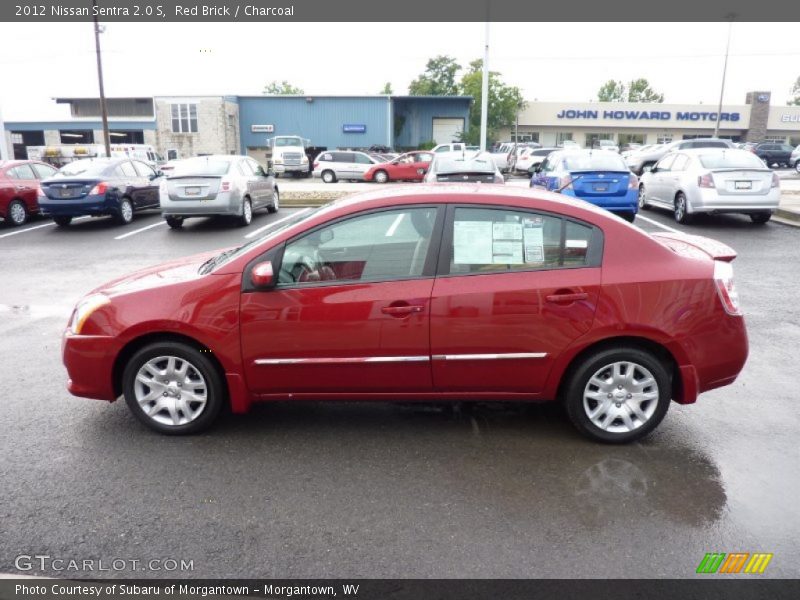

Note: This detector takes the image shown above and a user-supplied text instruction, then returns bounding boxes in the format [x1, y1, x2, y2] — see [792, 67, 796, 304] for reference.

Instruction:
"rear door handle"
[381, 305, 425, 316]
[546, 292, 588, 304]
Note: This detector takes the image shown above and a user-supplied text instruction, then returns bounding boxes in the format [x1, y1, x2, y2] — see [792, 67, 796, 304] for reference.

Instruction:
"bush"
[417, 140, 436, 150]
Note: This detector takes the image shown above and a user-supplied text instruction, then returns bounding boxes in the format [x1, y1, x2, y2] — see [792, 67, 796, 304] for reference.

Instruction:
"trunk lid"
[570, 170, 631, 198]
[651, 232, 736, 262]
[40, 178, 103, 200]
[166, 176, 222, 201]
[710, 169, 773, 196]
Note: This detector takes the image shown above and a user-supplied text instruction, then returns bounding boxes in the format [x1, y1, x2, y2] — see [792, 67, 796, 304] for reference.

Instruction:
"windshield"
[274, 137, 304, 147]
[699, 151, 766, 169]
[170, 157, 232, 177]
[55, 159, 111, 177]
[563, 153, 628, 171]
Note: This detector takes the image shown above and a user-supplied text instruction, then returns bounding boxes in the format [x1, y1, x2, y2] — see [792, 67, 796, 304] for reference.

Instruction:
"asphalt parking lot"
[0, 190, 798, 579]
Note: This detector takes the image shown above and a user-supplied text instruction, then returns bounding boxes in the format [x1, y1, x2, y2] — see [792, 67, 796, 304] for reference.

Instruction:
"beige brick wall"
[154, 97, 240, 159]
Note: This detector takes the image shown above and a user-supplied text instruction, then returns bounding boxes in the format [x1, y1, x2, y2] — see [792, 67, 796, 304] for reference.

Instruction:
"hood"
[91, 247, 235, 297]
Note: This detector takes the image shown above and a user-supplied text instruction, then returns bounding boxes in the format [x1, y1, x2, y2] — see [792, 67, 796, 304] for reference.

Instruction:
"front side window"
[447, 207, 597, 275]
[354, 153, 374, 164]
[171, 103, 198, 133]
[655, 154, 676, 171]
[279, 207, 438, 285]
[32, 163, 58, 179]
[132, 161, 155, 178]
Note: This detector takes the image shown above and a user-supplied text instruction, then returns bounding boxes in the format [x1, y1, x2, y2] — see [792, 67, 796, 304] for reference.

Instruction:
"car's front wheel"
[374, 170, 389, 184]
[564, 347, 671, 443]
[122, 341, 224, 435]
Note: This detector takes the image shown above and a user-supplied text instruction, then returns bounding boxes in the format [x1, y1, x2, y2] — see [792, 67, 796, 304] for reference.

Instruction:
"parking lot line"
[244, 208, 311, 239]
[114, 221, 167, 240]
[635, 214, 682, 234]
[0, 217, 91, 240]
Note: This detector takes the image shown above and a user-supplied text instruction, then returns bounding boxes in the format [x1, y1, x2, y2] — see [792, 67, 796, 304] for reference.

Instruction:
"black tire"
[795, 160, 800, 174]
[53, 216, 72, 227]
[239, 197, 253, 227]
[374, 170, 389, 184]
[267, 189, 279, 214]
[122, 341, 225, 435]
[637, 185, 650, 210]
[620, 211, 636, 223]
[321, 170, 337, 184]
[750, 212, 772, 224]
[115, 197, 134, 225]
[564, 346, 671, 444]
[166, 216, 184, 229]
[6, 199, 28, 226]
[673, 192, 692, 224]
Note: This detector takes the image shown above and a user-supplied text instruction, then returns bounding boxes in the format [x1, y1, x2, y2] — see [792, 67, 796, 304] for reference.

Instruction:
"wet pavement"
[0, 200, 797, 578]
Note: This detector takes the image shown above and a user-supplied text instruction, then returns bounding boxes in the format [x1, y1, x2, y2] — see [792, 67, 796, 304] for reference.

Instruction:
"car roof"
[677, 147, 752, 155]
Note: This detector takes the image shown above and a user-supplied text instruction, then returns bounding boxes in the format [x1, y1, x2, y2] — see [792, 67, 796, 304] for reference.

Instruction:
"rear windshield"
[436, 157, 495, 174]
[562, 153, 628, 172]
[55, 160, 111, 177]
[170, 158, 232, 177]
[690, 140, 728, 149]
[698, 152, 766, 169]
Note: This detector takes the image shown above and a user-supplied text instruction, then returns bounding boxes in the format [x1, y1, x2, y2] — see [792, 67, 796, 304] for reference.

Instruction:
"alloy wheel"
[133, 355, 208, 427]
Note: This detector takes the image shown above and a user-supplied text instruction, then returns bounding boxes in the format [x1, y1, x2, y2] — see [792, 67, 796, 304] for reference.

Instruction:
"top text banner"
[3, 0, 800, 22]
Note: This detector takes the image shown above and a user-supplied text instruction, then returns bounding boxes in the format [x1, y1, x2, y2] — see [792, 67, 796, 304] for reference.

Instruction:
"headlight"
[274, 157, 284, 164]
[69, 294, 110, 334]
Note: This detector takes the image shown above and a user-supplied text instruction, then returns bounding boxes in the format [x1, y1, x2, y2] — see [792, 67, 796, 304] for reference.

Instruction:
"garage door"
[432, 118, 465, 145]
[247, 147, 270, 167]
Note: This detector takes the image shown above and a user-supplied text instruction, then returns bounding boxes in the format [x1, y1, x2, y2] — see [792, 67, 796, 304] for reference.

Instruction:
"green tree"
[597, 78, 664, 103]
[380, 82, 393, 95]
[457, 59, 526, 146]
[789, 76, 800, 105]
[409, 55, 461, 96]
[263, 80, 304, 95]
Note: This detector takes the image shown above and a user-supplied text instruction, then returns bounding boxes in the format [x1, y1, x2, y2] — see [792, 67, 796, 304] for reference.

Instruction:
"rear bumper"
[160, 190, 241, 217]
[39, 194, 115, 217]
[62, 332, 119, 401]
[564, 188, 639, 213]
[689, 188, 780, 214]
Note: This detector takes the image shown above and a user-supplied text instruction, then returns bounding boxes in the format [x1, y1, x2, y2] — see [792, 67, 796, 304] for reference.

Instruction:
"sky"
[1, 21, 799, 121]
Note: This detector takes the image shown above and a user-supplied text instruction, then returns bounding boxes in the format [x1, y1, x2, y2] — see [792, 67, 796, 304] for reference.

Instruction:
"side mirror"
[251, 261, 274, 288]
[533, 164, 542, 173]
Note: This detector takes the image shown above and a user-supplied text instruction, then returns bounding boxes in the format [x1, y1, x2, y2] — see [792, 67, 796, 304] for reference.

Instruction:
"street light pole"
[93, 0, 111, 157]
[713, 17, 734, 139]
[0, 103, 9, 161]
[480, 21, 489, 151]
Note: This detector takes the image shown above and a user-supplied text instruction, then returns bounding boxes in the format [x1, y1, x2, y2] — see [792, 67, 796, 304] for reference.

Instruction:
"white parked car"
[593, 139, 620, 153]
[431, 142, 467, 155]
[558, 140, 581, 150]
[515, 147, 558, 174]
[638, 148, 779, 224]
[313, 150, 384, 183]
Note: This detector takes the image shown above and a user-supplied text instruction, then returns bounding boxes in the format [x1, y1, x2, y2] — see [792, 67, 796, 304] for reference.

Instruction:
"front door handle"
[381, 305, 425, 317]
[546, 292, 588, 304]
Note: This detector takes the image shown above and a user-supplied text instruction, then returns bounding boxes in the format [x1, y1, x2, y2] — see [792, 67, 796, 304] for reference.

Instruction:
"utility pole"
[0, 103, 9, 160]
[480, 20, 489, 152]
[713, 16, 734, 139]
[93, 0, 111, 157]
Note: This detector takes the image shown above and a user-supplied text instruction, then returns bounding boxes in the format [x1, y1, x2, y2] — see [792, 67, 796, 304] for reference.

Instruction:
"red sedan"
[62, 186, 748, 442]
[0, 159, 58, 226]
[363, 151, 433, 183]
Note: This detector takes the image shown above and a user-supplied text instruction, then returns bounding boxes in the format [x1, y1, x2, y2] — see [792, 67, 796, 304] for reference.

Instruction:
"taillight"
[771, 173, 780, 188]
[313, 162, 319, 169]
[89, 182, 108, 195]
[220, 179, 231, 192]
[714, 261, 742, 316]
[628, 174, 639, 189]
[698, 173, 715, 188]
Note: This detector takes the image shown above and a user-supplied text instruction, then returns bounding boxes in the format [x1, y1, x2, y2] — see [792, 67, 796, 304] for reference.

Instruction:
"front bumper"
[274, 163, 308, 174]
[62, 331, 120, 401]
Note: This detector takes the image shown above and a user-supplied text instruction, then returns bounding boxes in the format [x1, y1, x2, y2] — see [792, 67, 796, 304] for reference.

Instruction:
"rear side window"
[670, 154, 689, 171]
[335, 152, 355, 163]
[118, 162, 138, 177]
[319, 153, 333, 162]
[446, 207, 600, 275]
[7, 164, 36, 179]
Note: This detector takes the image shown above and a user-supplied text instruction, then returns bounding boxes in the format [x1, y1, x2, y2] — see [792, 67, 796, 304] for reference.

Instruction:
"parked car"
[638, 148, 779, 224]
[431, 142, 467, 155]
[423, 151, 504, 183]
[558, 140, 581, 150]
[593, 139, 620, 153]
[363, 151, 434, 183]
[38, 158, 161, 227]
[490, 142, 518, 173]
[313, 150, 384, 183]
[626, 139, 733, 175]
[792, 145, 800, 172]
[61, 185, 748, 443]
[620, 143, 643, 154]
[530, 150, 638, 222]
[621, 144, 655, 160]
[0, 159, 58, 226]
[160, 155, 279, 229]
[515, 147, 557, 175]
[750, 142, 796, 168]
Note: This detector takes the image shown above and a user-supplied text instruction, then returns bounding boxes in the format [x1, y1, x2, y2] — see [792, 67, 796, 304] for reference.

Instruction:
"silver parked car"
[159, 155, 279, 228]
[638, 148, 780, 224]
[313, 150, 383, 183]
[423, 151, 504, 184]
[626, 138, 733, 175]
[792, 144, 800, 172]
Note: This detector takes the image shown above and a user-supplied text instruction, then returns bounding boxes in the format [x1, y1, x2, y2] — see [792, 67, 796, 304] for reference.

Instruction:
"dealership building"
[3, 90, 799, 162]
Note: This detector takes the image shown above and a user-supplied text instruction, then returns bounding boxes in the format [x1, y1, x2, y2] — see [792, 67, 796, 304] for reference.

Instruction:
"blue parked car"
[39, 158, 161, 227]
[530, 150, 638, 222]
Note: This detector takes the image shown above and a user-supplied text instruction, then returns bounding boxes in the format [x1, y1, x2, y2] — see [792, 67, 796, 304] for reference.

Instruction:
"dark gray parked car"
[159, 155, 279, 228]
[626, 138, 733, 175]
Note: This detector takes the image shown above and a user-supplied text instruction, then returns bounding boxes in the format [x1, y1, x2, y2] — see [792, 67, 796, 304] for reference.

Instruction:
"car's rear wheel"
[321, 170, 336, 184]
[122, 341, 224, 435]
[673, 192, 692, 224]
[564, 347, 671, 443]
[267, 189, 280, 213]
[620, 211, 636, 223]
[795, 160, 800, 174]
[53, 216, 72, 227]
[750, 211, 772, 224]
[374, 170, 389, 184]
[116, 197, 134, 225]
[166, 216, 184, 229]
[6, 200, 28, 226]
[638, 185, 650, 210]
[239, 197, 252, 227]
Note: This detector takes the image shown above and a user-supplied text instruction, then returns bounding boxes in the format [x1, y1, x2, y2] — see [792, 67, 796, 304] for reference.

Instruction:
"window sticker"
[491, 222, 523, 264]
[492, 222, 523, 241]
[523, 219, 545, 264]
[453, 221, 493, 264]
[565, 239, 589, 249]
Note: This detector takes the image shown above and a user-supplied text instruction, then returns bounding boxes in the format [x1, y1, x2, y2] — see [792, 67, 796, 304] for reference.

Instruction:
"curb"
[774, 210, 800, 227]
